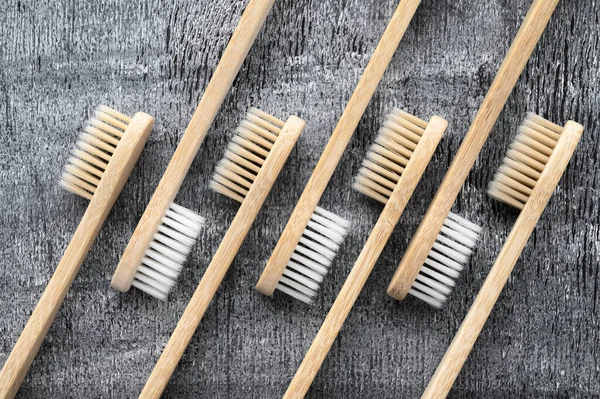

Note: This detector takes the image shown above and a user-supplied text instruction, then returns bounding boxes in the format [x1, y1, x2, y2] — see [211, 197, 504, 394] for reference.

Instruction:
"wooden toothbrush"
[111, 0, 276, 300]
[256, 0, 422, 304]
[387, 0, 561, 305]
[422, 115, 583, 398]
[284, 109, 447, 398]
[138, 109, 304, 398]
[0, 106, 153, 399]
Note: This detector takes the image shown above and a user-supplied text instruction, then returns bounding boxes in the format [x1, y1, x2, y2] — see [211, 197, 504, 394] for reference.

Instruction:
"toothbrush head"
[353, 108, 433, 204]
[271, 206, 350, 304]
[210, 108, 286, 202]
[407, 212, 481, 308]
[60, 105, 153, 201]
[488, 113, 564, 210]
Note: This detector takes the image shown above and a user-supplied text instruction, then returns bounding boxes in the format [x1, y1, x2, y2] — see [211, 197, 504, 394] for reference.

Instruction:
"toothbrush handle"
[256, 0, 423, 295]
[139, 117, 304, 399]
[0, 208, 103, 399]
[112, 0, 276, 291]
[387, 0, 561, 300]
[284, 117, 446, 398]
[422, 122, 583, 399]
[284, 221, 395, 399]
[0, 113, 154, 399]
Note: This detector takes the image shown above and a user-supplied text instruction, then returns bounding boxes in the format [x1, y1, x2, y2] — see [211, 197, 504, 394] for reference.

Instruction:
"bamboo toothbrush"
[422, 114, 583, 399]
[111, 0, 276, 299]
[283, 109, 447, 398]
[138, 109, 304, 398]
[0, 106, 153, 399]
[387, 0, 560, 305]
[256, 0, 422, 303]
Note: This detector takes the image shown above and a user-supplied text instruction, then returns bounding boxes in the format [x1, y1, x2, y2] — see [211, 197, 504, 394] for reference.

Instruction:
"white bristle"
[275, 207, 350, 304]
[353, 108, 428, 204]
[488, 113, 563, 210]
[210, 108, 285, 203]
[408, 212, 482, 308]
[131, 202, 205, 300]
[59, 105, 132, 200]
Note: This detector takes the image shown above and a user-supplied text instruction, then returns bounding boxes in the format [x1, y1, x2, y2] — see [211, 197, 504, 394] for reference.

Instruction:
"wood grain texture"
[387, 0, 561, 301]
[256, 0, 422, 297]
[140, 115, 304, 398]
[112, 0, 276, 292]
[0, 112, 154, 399]
[0, 0, 598, 398]
[422, 121, 584, 399]
[284, 116, 446, 398]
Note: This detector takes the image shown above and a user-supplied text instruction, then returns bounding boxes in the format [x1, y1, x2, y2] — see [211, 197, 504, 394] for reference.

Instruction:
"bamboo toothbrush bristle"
[274, 207, 350, 304]
[130, 203, 205, 301]
[210, 108, 285, 203]
[59, 106, 133, 200]
[408, 212, 482, 308]
[354, 108, 428, 204]
[488, 113, 563, 210]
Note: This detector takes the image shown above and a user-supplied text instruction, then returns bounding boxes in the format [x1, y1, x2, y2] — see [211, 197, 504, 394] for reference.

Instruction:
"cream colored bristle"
[210, 108, 285, 203]
[353, 108, 428, 204]
[59, 105, 131, 200]
[488, 113, 563, 210]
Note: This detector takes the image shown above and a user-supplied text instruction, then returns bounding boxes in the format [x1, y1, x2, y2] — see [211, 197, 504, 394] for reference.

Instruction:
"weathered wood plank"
[0, 0, 598, 397]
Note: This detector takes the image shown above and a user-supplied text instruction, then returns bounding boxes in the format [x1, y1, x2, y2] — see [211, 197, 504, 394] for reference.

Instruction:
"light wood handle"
[256, 0, 422, 296]
[422, 121, 583, 399]
[138, 116, 304, 399]
[113, 0, 276, 292]
[0, 113, 154, 399]
[283, 116, 446, 399]
[387, 0, 561, 300]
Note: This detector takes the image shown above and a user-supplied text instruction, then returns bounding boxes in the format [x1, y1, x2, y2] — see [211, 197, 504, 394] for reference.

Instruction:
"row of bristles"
[64, 107, 431, 303]
[62, 106, 556, 308]
[52, 104, 578, 399]
[2, 0, 580, 397]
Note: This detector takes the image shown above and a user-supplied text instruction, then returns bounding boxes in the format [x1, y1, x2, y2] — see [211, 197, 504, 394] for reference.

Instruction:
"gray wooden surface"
[1, 0, 598, 397]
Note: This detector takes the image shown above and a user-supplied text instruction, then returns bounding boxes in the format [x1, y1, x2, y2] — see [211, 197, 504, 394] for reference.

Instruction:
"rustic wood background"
[0, 0, 598, 397]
